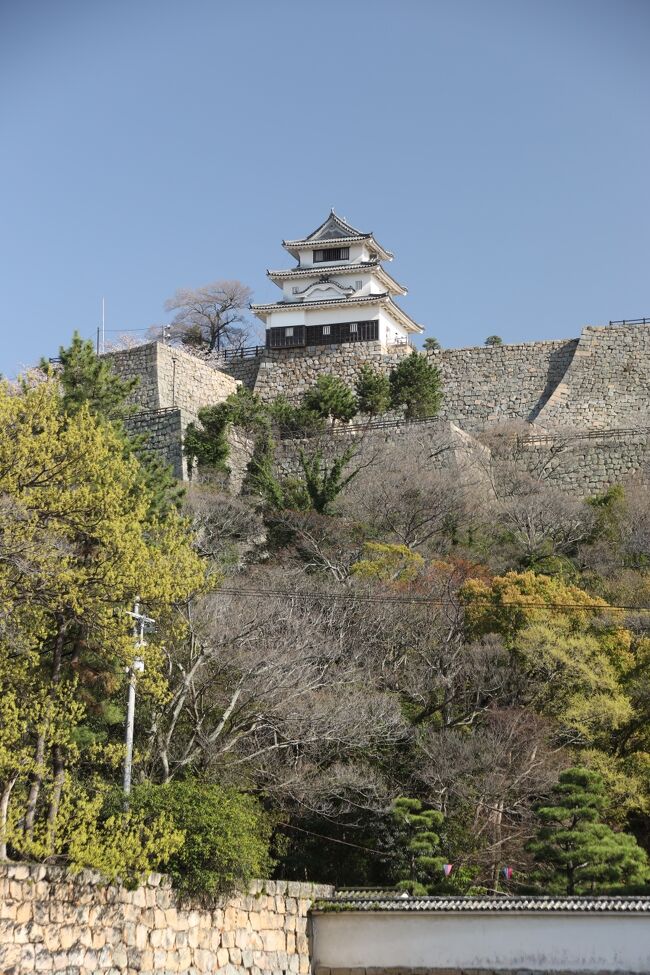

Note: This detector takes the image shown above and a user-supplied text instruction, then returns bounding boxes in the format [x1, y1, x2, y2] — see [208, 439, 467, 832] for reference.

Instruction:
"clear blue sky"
[1, 0, 648, 374]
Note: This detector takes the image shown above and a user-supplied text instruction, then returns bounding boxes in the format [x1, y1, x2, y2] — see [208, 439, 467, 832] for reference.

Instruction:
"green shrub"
[129, 781, 274, 895]
[355, 365, 391, 416]
[302, 374, 357, 424]
[389, 351, 443, 420]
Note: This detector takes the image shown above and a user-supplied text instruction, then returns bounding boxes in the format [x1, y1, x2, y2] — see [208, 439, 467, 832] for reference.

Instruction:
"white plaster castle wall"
[312, 911, 650, 973]
[296, 242, 368, 265]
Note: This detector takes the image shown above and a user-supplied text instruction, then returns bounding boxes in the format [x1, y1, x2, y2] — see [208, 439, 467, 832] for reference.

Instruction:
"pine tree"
[389, 351, 443, 420]
[355, 365, 391, 417]
[391, 797, 444, 894]
[302, 374, 358, 425]
[43, 332, 138, 419]
[528, 767, 648, 894]
[423, 337, 442, 351]
[47, 333, 183, 514]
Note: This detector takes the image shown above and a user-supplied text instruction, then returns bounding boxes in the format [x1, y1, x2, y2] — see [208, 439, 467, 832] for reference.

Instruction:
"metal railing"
[213, 345, 266, 362]
[608, 318, 650, 326]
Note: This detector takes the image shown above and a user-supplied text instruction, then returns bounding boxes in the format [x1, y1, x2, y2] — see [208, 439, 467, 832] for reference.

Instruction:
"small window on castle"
[355, 280, 363, 290]
[292, 286, 300, 294]
[285, 327, 294, 337]
[350, 323, 358, 333]
[313, 247, 349, 263]
[322, 326, 331, 335]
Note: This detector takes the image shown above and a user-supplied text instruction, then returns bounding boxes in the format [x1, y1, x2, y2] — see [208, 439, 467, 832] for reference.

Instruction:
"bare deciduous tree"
[145, 581, 406, 811]
[495, 482, 595, 567]
[343, 437, 468, 551]
[150, 280, 256, 355]
[417, 709, 565, 886]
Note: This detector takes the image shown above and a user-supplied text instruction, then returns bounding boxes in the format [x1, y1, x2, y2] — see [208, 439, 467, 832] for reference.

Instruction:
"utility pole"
[123, 598, 155, 805]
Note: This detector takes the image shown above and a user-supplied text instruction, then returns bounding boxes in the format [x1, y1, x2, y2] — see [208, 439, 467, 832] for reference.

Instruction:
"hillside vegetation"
[1, 335, 649, 897]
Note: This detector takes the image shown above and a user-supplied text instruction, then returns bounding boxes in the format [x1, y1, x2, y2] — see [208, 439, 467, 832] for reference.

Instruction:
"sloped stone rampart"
[435, 339, 578, 428]
[0, 863, 333, 975]
[520, 428, 650, 496]
[534, 324, 650, 430]
[250, 342, 410, 403]
[123, 409, 186, 480]
[105, 342, 239, 418]
[242, 338, 580, 431]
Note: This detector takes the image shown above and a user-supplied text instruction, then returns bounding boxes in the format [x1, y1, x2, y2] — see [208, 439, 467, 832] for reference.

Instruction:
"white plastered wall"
[312, 912, 650, 973]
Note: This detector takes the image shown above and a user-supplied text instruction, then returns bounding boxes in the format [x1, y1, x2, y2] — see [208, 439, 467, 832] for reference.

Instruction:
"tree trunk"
[567, 863, 575, 896]
[45, 619, 66, 852]
[24, 732, 46, 838]
[46, 746, 65, 855]
[0, 775, 18, 860]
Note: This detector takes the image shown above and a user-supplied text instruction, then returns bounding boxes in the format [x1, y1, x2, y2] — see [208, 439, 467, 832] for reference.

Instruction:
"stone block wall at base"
[0, 863, 333, 975]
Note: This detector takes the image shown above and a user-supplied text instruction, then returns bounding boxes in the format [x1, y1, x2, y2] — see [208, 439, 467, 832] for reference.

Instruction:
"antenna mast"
[101, 297, 105, 354]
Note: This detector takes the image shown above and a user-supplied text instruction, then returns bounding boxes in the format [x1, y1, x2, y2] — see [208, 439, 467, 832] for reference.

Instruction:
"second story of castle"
[250, 210, 424, 350]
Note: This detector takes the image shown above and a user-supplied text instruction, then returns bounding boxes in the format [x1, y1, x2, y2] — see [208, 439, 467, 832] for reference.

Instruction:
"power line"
[215, 586, 650, 614]
[278, 822, 396, 858]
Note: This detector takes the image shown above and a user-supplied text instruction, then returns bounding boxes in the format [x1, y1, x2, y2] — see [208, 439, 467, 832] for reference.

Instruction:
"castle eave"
[251, 293, 423, 333]
[251, 293, 391, 318]
[282, 235, 393, 261]
[266, 263, 407, 296]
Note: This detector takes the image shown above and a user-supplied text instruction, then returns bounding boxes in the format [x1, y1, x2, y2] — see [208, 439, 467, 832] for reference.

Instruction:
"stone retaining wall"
[0, 863, 333, 975]
[243, 338, 580, 431]
[105, 342, 238, 416]
[124, 409, 185, 479]
[534, 324, 650, 430]
[251, 342, 411, 404]
[520, 429, 650, 496]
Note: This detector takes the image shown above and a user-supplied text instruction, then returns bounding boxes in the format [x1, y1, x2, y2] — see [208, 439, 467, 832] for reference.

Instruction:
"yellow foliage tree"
[460, 571, 648, 812]
[351, 542, 425, 583]
[0, 378, 204, 873]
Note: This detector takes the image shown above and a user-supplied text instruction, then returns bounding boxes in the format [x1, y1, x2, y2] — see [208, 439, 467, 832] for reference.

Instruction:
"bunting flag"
[502, 866, 513, 880]
[443, 863, 453, 876]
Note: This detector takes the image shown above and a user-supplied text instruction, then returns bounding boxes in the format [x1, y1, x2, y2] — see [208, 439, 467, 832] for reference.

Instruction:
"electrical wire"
[215, 586, 650, 613]
[278, 822, 396, 858]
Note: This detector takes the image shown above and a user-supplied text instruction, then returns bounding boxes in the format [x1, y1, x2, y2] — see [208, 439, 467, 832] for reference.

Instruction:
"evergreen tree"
[48, 333, 183, 515]
[423, 337, 442, 351]
[528, 767, 648, 894]
[485, 335, 503, 346]
[389, 351, 443, 420]
[391, 797, 444, 894]
[302, 374, 357, 425]
[43, 331, 138, 419]
[355, 365, 391, 417]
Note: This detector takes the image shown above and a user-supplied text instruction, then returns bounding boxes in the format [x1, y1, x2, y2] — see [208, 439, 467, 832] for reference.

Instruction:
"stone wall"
[0, 863, 333, 975]
[251, 342, 411, 404]
[534, 324, 650, 430]
[123, 409, 185, 480]
[220, 354, 265, 389]
[228, 338, 579, 432]
[105, 343, 240, 480]
[520, 427, 650, 496]
[435, 339, 578, 429]
[273, 419, 493, 498]
[106, 342, 239, 418]
[103, 324, 650, 491]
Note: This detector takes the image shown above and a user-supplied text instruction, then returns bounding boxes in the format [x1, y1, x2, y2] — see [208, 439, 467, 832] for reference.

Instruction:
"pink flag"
[443, 863, 453, 876]
[502, 866, 513, 880]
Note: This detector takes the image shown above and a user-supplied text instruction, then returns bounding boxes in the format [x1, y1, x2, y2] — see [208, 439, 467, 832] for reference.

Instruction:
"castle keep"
[107, 214, 650, 493]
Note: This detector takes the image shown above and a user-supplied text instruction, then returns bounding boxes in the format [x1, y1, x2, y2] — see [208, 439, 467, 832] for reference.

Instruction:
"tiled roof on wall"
[314, 893, 650, 913]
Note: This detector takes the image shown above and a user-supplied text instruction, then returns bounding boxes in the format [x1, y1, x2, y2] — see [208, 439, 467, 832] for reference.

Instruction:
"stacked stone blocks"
[0, 863, 332, 975]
